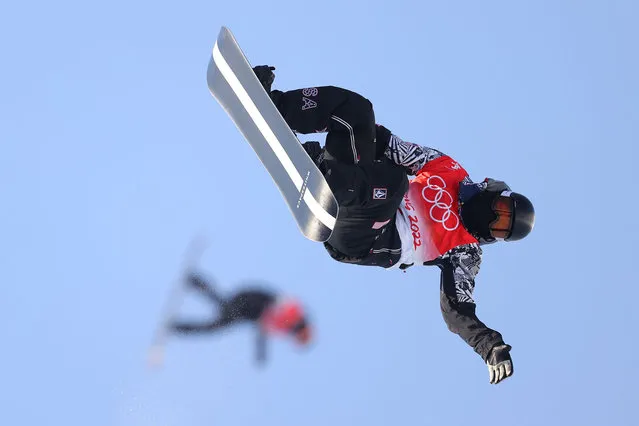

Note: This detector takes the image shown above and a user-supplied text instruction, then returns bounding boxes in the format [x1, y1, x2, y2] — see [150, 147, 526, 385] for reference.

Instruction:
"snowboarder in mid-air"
[169, 272, 313, 365]
[251, 65, 535, 384]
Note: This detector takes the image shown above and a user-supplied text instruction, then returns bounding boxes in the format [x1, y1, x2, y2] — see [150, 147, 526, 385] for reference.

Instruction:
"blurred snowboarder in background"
[252, 65, 535, 384]
[169, 272, 313, 366]
[148, 238, 313, 369]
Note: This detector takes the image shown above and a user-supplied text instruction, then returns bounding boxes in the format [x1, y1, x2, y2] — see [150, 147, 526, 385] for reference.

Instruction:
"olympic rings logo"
[421, 175, 459, 231]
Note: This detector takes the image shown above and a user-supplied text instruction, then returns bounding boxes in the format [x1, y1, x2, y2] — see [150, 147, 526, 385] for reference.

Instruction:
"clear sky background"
[2, 1, 637, 425]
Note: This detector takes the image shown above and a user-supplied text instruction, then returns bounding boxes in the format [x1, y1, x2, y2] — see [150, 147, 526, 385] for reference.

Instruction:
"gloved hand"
[486, 344, 513, 384]
[253, 65, 276, 93]
[483, 178, 511, 193]
[302, 141, 323, 165]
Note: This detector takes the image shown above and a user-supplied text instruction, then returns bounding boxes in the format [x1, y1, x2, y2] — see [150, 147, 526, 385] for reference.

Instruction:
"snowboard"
[206, 26, 338, 242]
[147, 236, 209, 369]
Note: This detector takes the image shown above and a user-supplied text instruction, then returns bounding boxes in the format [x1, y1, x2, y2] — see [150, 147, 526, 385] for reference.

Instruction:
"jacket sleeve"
[436, 244, 506, 361]
[376, 124, 445, 175]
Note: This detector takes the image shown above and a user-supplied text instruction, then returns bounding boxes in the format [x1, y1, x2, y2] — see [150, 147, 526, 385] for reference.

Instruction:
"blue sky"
[1, 1, 637, 425]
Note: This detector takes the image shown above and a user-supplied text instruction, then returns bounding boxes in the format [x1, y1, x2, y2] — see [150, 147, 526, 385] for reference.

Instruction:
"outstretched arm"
[435, 244, 513, 383]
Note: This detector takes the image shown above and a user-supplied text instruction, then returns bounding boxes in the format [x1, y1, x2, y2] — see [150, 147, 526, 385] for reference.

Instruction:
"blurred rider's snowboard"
[147, 236, 209, 369]
[206, 26, 338, 242]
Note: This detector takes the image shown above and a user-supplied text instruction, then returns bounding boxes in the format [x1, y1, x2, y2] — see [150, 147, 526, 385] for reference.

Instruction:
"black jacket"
[222, 290, 276, 321]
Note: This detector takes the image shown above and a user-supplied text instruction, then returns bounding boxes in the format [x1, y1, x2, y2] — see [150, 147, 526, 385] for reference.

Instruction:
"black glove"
[483, 178, 511, 193]
[253, 65, 276, 93]
[302, 141, 324, 165]
[486, 344, 513, 384]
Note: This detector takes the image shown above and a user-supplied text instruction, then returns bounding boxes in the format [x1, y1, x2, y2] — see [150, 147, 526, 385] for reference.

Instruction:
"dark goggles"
[489, 194, 514, 240]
